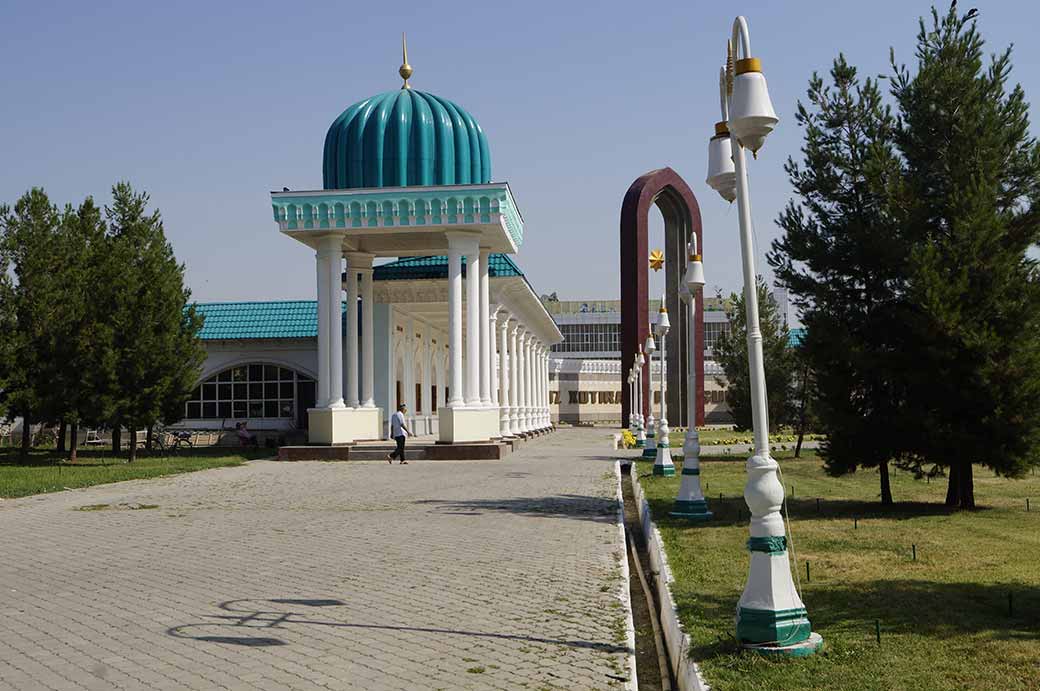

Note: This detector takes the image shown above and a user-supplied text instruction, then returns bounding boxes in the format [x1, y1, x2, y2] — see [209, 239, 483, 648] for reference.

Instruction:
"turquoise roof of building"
[194, 301, 334, 340]
[373, 253, 523, 281]
[323, 89, 492, 190]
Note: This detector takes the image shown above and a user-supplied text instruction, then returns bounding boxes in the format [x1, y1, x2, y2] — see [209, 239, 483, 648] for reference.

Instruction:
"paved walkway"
[0, 429, 631, 690]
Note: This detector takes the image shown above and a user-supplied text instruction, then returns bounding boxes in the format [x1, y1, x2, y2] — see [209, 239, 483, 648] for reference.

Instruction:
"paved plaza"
[0, 430, 632, 690]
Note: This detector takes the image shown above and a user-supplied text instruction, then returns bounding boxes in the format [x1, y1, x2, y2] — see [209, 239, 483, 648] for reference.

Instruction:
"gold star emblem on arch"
[649, 249, 665, 272]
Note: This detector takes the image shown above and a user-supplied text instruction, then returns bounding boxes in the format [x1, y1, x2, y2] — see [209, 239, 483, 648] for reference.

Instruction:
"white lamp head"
[656, 297, 671, 336]
[645, 331, 656, 354]
[684, 240, 706, 290]
[706, 121, 737, 202]
[637, 344, 645, 366]
[728, 57, 778, 155]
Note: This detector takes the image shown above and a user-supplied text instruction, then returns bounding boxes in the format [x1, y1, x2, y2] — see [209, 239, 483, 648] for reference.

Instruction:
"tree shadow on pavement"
[414, 494, 618, 523]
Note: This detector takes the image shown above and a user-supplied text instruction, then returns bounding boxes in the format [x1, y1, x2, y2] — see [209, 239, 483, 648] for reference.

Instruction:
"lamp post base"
[670, 499, 713, 520]
[740, 631, 823, 658]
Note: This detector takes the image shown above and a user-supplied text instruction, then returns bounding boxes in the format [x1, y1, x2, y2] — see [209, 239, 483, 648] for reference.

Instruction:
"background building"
[543, 294, 789, 425]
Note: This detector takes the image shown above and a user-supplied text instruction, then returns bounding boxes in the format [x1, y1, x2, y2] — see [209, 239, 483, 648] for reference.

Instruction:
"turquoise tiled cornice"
[271, 182, 523, 248]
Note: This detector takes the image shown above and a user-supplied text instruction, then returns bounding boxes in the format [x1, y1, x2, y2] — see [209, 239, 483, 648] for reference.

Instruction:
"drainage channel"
[620, 462, 677, 691]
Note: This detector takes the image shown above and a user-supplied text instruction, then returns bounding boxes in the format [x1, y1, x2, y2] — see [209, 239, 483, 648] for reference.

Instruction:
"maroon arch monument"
[620, 167, 704, 428]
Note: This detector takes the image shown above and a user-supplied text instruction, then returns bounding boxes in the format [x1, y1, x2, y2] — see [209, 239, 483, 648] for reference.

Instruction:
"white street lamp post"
[652, 300, 674, 476]
[671, 239, 712, 519]
[704, 15, 821, 656]
[642, 330, 657, 459]
[635, 347, 646, 447]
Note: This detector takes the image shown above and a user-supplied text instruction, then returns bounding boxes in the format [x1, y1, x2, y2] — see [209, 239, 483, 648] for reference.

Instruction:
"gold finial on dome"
[399, 32, 413, 89]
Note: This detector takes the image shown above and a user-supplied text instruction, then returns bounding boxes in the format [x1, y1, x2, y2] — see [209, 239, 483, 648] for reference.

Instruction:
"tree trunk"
[945, 462, 962, 507]
[960, 462, 976, 510]
[146, 425, 153, 452]
[127, 421, 136, 463]
[57, 420, 67, 452]
[879, 460, 893, 505]
[69, 422, 79, 463]
[794, 364, 810, 458]
[20, 414, 31, 459]
[112, 426, 121, 456]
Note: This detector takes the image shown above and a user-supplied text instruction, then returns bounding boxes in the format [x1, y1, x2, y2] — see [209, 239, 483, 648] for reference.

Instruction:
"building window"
[185, 365, 313, 420]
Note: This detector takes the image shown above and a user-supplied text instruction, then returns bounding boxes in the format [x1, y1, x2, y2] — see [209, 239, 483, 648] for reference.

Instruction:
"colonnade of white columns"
[315, 236, 378, 412]
[314, 232, 552, 443]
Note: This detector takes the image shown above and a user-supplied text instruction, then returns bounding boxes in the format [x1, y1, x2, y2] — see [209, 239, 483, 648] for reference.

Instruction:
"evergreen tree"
[55, 198, 113, 462]
[768, 55, 906, 504]
[0, 189, 64, 457]
[713, 277, 795, 434]
[103, 183, 204, 462]
[890, 5, 1040, 508]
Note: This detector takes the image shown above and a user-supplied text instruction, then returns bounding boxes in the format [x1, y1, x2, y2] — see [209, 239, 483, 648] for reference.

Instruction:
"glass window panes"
[184, 364, 314, 420]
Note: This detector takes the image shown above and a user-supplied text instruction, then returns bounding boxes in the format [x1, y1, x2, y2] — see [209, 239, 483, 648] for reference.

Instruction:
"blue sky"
[2, 1, 1038, 308]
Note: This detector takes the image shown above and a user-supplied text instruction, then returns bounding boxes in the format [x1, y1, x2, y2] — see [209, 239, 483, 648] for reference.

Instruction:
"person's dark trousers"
[392, 435, 406, 460]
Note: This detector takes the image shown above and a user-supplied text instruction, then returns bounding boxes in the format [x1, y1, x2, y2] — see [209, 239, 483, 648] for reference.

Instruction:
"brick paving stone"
[0, 428, 631, 690]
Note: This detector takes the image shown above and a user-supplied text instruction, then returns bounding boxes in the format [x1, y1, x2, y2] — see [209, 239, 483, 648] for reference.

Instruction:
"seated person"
[236, 422, 258, 447]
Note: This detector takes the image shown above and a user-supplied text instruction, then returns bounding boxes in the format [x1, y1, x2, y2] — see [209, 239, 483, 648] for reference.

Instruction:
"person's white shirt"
[390, 410, 407, 438]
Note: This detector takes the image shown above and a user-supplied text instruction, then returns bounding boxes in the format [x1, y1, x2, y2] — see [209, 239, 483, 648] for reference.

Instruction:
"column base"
[307, 407, 382, 445]
[652, 463, 675, 476]
[670, 500, 712, 520]
[438, 406, 500, 443]
[736, 606, 815, 649]
[741, 631, 823, 658]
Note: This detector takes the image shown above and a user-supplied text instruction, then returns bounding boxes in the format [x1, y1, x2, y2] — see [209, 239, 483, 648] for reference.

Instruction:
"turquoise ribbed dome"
[322, 89, 492, 190]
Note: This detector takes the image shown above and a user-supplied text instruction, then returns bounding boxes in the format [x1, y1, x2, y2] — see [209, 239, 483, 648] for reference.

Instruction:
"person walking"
[387, 403, 411, 464]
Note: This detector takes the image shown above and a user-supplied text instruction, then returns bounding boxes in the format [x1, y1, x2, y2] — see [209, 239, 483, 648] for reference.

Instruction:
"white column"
[479, 248, 492, 407]
[344, 256, 360, 408]
[326, 237, 345, 409]
[515, 328, 527, 433]
[405, 317, 416, 427]
[538, 344, 546, 429]
[490, 305, 500, 408]
[498, 312, 511, 436]
[520, 332, 531, 432]
[464, 244, 481, 406]
[357, 256, 376, 408]
[509, 322, 521, 435]
[446, 240, 465, 408]
[315, 247, 330, 408]
[420, 327, 431, 424]
[540, 347, 548, 428]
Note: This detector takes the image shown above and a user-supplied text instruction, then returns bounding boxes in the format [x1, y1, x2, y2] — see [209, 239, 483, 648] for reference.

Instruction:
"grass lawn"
[666, 428, 825, 447]
[634, 451, 1040, 691]
[0, 447, 271, 498]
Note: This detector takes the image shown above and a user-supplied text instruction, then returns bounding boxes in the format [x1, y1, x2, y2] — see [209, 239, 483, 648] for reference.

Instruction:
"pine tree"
[768, 55, 906, 504]
[889, 5, 1040, 508]
[54, 198, 113, 462]
[103, 183, 204, 461]
[0, 189, 64, 457]
[713, 277, 795, 434]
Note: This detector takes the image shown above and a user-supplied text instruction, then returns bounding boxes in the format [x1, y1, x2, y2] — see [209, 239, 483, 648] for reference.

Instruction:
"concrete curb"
[614, 461, 639, 691]
[629, 463, 712, 691]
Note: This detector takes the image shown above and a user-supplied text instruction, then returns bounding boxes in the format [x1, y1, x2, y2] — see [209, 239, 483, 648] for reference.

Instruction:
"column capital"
[344, 251, 375, 269]
[445, 231, 481, 252]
